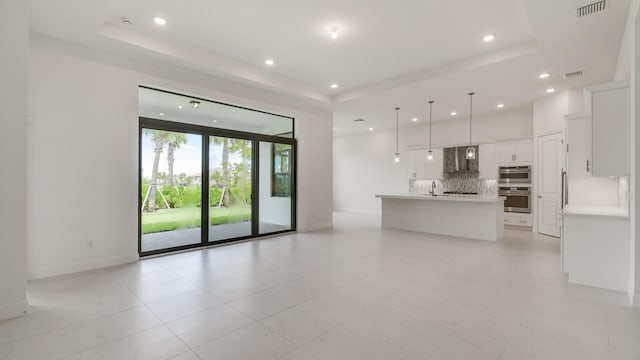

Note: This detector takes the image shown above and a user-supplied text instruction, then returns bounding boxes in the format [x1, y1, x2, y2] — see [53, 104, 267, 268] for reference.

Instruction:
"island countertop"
[375, 194, 505, 203]
[376, 193, 505, 241]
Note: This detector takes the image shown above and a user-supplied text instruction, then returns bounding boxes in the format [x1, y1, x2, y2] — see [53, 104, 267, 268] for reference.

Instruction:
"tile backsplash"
[410, 172, 498, 197]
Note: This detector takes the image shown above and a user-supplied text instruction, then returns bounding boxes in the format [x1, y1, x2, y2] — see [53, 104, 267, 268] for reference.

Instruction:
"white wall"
[259, 142, 291, 226]
[333, 110, 533, 213]
[333, 128, 408, 213]
[533, 91, 569, 135]
[0, 0, 29, 320]
[405, 109, 533, 148]
[27, 35, 332, 279]
[614, 0, 640, 304]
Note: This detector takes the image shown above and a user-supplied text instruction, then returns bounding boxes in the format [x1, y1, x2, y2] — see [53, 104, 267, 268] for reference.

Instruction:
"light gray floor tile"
[3, 211, 636, 360]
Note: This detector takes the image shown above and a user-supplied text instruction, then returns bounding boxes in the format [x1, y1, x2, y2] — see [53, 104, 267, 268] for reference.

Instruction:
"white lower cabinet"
[504, 213, 532, 227]
[563, 213, 629, 292]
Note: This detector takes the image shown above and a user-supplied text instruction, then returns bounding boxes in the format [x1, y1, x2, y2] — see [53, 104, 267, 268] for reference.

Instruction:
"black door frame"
[138, 117, 297, 257]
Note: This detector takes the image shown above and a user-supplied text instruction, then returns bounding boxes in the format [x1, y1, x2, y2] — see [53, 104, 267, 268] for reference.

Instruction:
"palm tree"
[211, 136, 230, 207]
[229, 139, 251, 172]
[229, 139, 252, 204]
[166, 132, 187, 185]
[143, 129, 169, 212]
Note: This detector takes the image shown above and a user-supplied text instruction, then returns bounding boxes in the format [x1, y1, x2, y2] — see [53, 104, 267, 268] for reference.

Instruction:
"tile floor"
[1, 211, 639, 360]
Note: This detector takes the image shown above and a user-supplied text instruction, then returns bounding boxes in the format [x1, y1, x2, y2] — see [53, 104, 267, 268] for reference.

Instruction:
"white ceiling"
[30, 0, 631, 134]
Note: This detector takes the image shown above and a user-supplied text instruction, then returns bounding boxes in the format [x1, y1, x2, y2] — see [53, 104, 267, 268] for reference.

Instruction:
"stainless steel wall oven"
[499, 186, 531, 213]
[498, 166, 531, 185]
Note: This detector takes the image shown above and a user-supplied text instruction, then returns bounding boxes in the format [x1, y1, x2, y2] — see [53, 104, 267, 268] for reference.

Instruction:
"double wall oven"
[498, 166, 531, 214]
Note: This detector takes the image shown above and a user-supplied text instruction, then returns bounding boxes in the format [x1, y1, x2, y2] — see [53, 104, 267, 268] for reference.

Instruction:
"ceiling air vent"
[577, 0, 606, 17]
[353, 118, 365, 122]
[563, 70, 584, 79]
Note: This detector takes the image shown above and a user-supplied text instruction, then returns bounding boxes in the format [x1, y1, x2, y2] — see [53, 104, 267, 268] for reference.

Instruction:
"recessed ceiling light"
[483, 34, 495, 42]
[497, 104, 504, 108]
[153, 16, 167, 26]
[178, 105, 183, 109]
[330, 83, 338, 89]
[546, 88, 555, 93]
[265, 59, 275, 66]
[213, 120, 218, 123]
[539, 73, 550, 79]
[121, 17, 134, 25]
[368, 127, 374, 131]
[412, 117, 418, 122]
[159, 112, 165, 116]
[331, 26, 339, 39]
[450, 112, 457, 116]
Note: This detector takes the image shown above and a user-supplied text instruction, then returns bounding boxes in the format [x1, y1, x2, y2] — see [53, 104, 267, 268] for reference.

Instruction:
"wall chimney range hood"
[443, 146, 479, 173]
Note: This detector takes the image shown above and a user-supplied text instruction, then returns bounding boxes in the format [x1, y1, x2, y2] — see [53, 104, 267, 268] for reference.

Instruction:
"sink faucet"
[431, 181, 436, 196]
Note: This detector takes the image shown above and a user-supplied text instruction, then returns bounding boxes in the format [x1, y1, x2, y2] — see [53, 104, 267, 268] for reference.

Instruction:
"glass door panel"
[209, 136, 252, 242]
[141, 129, 202, 252]
[259, 141, 293, 234]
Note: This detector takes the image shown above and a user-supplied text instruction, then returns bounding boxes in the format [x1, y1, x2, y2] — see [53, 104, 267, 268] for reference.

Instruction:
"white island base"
[376, 194, 505, 241]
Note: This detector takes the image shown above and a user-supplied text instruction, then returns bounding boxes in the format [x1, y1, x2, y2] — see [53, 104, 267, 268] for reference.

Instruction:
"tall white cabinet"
[562, 80, 631, 292]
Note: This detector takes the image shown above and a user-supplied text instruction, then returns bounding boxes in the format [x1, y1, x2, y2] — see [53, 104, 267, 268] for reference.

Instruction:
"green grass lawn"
[142, 206, 251, 234]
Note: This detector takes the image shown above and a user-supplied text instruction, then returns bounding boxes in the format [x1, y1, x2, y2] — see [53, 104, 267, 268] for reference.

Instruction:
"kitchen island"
[375, 194, 505, 241]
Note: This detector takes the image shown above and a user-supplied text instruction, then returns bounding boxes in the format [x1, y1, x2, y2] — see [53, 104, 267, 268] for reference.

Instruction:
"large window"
[272, 143, 292, 197]
[138, 87, 296, 256]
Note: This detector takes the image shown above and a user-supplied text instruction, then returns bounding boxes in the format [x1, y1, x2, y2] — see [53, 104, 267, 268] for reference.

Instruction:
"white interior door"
[537, 132, 565, 237]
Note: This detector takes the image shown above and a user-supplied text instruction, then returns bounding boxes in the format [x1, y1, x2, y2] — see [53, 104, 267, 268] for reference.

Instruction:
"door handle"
[537, 195, 542, 199]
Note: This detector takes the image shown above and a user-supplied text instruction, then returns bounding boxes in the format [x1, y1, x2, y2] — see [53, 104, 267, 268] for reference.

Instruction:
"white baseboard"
[28, 254, 139, 280]
[0, 300, 29, 321]
[298, 222, 333, 232]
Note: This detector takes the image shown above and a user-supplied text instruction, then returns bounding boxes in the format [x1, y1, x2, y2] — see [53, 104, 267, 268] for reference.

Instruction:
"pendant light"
[427, 100, 434, 161]
[466, 92, 476, 160]
[394, 107, 400, 163]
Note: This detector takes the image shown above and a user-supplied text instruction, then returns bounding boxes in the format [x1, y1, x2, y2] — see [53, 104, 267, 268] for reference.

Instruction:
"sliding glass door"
[139, 119, 296, 256]
[140, 129, 202, 253]
[208, 136, 253, 242]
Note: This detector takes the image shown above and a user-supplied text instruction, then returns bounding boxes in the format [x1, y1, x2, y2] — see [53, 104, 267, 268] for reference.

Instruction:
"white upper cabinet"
[565, 114, 592, 179]
[424, 148, 443, 179]
[405, 148, 442, 180]
[479, 143, 497, 179]
[586, 81, 629, 177]
[405, 150, 425, 180]
[495, 139, 533, 165]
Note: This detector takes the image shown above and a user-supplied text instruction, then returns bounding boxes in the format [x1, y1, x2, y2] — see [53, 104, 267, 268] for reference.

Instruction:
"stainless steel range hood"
[443, 146, 479, 173]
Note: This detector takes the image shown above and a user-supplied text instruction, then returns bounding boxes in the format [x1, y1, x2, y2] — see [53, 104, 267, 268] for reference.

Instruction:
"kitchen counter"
[376, 194, 505, 203]
[375, 193, 505, 241]
[563, 205, 629, 219]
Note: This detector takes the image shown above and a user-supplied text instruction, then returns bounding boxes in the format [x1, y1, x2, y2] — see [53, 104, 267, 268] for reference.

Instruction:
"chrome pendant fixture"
[427, 100, 434, 161]
[394, 107, 400, 163]
[466, 92, 476, 160]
